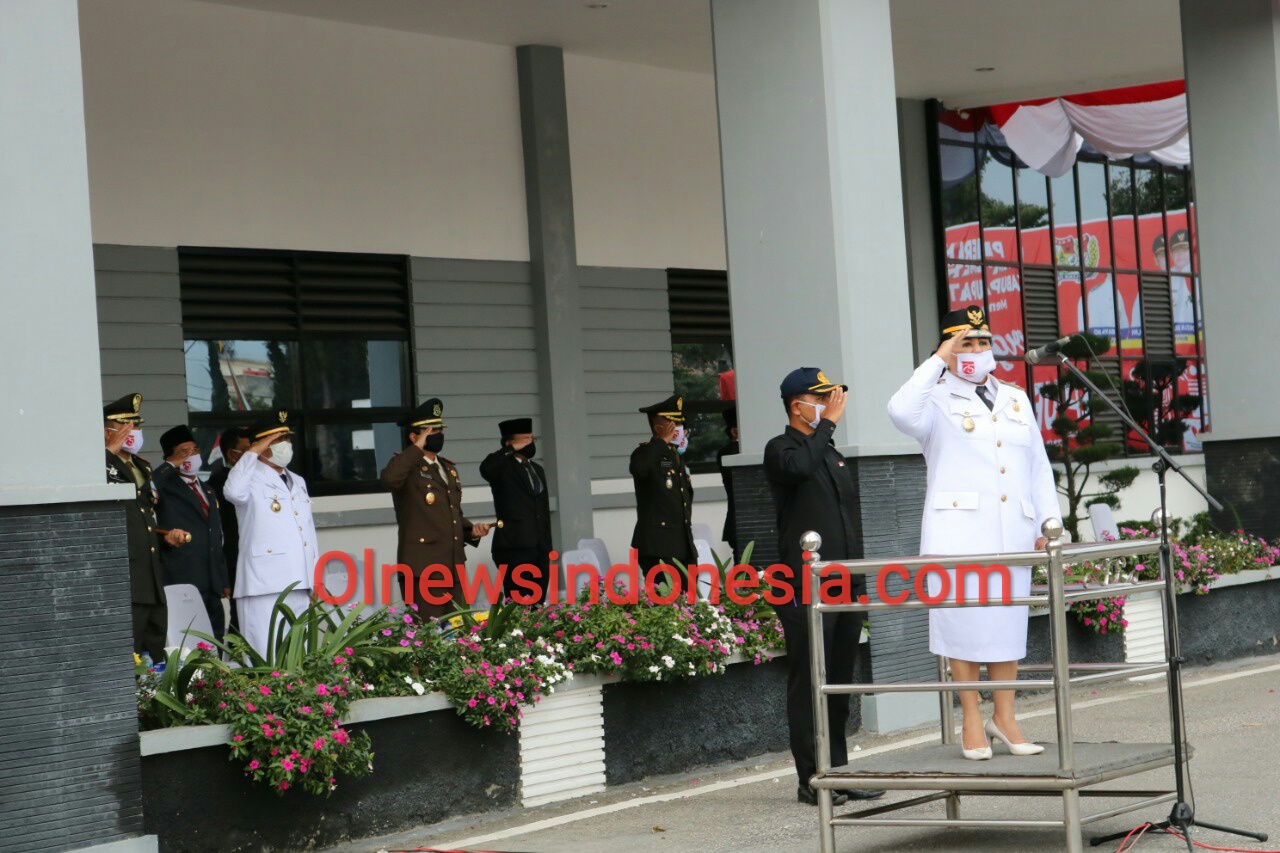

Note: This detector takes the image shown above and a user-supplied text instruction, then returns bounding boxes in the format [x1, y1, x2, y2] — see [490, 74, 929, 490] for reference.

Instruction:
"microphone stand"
[1039, 354, 1267, 850]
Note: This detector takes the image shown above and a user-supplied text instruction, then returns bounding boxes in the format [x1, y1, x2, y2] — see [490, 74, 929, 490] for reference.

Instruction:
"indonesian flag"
[943, 81, 1190, 178]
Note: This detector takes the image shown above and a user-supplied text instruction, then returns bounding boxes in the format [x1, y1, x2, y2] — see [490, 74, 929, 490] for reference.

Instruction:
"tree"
[1037, 333, 1141, 540]
[1120, 359, 1201, 452]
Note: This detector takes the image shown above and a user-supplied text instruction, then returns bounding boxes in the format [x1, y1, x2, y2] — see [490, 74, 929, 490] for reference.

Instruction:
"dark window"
[931, 104, 1208, 454]
[179, 248, 414, 495]
[667, 269, 735, 474]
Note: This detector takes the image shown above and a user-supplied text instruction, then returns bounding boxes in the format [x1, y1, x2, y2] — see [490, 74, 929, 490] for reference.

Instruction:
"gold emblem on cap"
[426, 491, 436, 505]
[278, 410, 288, 424]
[676, 397, 683, 412]
[432, 402, 442, 417]
[131, 394, 142, 414]
[967, 307, 984, 326]
[962, 416, 976, 432]
[817, 371, 831, 386]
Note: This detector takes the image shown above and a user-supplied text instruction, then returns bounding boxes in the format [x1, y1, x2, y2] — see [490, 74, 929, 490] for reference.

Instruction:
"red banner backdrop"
[945, 208, 1204, 450]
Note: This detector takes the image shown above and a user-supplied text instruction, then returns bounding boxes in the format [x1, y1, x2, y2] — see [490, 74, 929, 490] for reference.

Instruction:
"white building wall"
[78, 0, 529, 260]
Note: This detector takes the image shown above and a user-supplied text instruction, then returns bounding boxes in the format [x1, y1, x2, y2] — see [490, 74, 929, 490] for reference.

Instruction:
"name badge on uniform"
[660, 457, 674, 469]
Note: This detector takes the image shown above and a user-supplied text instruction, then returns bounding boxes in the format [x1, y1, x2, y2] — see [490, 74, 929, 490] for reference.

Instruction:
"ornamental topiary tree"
[1036, 333, 1141, 541]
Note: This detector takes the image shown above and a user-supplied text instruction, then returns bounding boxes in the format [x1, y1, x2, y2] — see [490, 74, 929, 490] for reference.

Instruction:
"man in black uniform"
[154, 425, 231, 639]
[480, 418, 552, 604]
[764, 368, 883, 806]
[104, 392, 179, 661]
[208, 426, 249, 631]
[629, 394, 695, 588]
[716, 407, 740, 562]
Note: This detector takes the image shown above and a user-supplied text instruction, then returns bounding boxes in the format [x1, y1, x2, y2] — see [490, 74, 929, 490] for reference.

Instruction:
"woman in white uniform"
[888, 306, 1061, 760]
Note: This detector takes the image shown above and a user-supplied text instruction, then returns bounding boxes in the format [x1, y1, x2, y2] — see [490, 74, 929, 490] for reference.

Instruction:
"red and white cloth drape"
[953, 81, 1191, 177]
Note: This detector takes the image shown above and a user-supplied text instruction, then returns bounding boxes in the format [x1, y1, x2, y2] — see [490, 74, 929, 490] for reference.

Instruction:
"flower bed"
[1033, 520, 1280, 636]
[136, 585, 787, 798]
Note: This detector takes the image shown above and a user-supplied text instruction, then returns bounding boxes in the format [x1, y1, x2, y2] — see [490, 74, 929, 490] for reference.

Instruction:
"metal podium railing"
[803, 520, 1181, 853]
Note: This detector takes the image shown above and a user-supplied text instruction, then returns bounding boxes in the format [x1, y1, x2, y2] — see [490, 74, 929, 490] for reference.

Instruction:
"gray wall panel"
[579, 266, 674, 480]
[94, 245, 188, 466]
[412, 259, 540, 489]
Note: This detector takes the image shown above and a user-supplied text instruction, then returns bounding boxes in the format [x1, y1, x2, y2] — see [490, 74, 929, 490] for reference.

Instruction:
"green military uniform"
[380, 398, 478, 618]
[104, 393, 167, 659]
[630, 394, 695, 577]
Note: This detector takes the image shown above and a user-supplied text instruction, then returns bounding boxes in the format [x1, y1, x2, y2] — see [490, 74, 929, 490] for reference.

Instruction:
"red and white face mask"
[123, 429, 144, 454]
[954, 350, 997, 382]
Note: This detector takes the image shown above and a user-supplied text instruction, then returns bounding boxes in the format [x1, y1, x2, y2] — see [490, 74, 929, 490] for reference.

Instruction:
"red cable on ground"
[1111, 823, 1280, 853]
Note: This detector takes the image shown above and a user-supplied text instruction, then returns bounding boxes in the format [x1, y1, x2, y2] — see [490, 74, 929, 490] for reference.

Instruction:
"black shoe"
[837, 788, 886, 801]
[797, 785, 848, 806]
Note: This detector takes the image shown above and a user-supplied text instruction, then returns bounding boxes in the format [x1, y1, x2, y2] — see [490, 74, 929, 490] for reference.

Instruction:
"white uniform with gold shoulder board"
[888, 352, 1061, 662]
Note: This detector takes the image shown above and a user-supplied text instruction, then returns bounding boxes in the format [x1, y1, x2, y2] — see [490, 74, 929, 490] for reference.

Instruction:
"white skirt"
[927, 564, 1031, 662]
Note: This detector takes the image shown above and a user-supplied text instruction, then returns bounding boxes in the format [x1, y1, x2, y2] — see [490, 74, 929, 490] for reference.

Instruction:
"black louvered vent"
[180, 249, 410, 338]
[667, 268, 730, 343]
[1023, 268, 1059, 348]
[1086, 360, 1126, 441]
[1140, 272, 1175, 359]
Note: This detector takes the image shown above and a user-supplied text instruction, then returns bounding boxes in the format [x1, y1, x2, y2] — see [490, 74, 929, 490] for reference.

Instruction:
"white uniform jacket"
[887, 355, 1060, 661]
[222, 453, 318, 599]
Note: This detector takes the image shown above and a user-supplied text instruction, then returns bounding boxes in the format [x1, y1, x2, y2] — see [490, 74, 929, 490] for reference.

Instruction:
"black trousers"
[496, 548, 550, 605]
[772, 600, 865, 787]
[132, 602, 167, 662]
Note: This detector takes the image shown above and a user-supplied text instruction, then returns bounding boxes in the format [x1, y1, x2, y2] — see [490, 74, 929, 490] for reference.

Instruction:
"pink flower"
[281, 758, 295, 771]
[400, 639, 410, 647]
[271, 671, 281, 678]
[312, 737, 327, 750]
[259, 684, 271, 696]
[333, 655, 346, 665]
[468, 698, 478, 708]
[316, 684, 330, 696]
[248, 760, 260, 770]
[298, 705, 312, 714]
[232, 735, 243, 742]
[279, 781, 289, 790]
[245, 702, 257, 712]
[196, 641, 213, 651]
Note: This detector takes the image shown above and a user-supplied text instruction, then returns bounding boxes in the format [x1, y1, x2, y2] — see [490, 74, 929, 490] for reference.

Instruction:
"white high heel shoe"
[985, 718, 1045, 756]
[960, 729, 992, 761]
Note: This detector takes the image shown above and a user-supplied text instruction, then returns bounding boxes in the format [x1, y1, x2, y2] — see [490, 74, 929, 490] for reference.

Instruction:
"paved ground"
[325, 656, 1280, 853]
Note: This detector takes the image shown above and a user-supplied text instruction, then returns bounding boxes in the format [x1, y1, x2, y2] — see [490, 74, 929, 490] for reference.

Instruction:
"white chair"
[1088, 503, 1119, 541]
[560, 548, 602, 603]
[164, 583, 215, 652]
[691, 522, 714, 547]
[577, 538, 612, 574]
[692, 539, 717, 602]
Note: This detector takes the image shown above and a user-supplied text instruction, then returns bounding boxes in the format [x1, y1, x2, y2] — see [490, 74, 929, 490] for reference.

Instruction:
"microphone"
[1024, 335, 1075, 365]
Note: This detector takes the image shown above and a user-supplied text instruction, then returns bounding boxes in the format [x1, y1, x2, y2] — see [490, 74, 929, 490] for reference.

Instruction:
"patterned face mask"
[955, 350, 997, 382]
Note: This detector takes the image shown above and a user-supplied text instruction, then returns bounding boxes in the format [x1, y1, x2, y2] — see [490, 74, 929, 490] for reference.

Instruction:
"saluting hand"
[412, 429, 429, 450]
[934, 328, 969, 362]
[824, 386, 848, 424]
[656, 420, 677, 442]
[247, 435, 276, 457]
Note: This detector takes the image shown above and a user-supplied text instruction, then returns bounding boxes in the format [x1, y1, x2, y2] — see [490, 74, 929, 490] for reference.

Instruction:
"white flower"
[663, 655, 675, 668]
[412, 682, 425, 695]
[649, 665, 661, 673]
[511, 628, 524, 637]
[403, 675, 413, 684]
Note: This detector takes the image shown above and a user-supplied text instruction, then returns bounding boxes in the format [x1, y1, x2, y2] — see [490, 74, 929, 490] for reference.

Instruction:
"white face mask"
[268, 440, 293, 468]
[179, 454, 203, 475]
[672, 424, 689, 455]
[796, 400, 826, 429]
[123, 429, 144, 454]
[954, 350, 997, 382]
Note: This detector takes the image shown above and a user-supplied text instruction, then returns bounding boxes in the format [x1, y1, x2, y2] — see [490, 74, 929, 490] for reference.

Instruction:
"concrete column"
[0, 5, 156, 851]
[1181, 0, 1280, 536]
[0, 0, 121, 505]
[712, 0, 933, 734]
[712, 0, 919, 458]
[516, 45, 593, 549]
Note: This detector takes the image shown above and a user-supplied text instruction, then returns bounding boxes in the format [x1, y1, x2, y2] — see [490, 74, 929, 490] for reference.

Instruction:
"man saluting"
[381, 398, 491, 618]
[480, 418, 552, 605]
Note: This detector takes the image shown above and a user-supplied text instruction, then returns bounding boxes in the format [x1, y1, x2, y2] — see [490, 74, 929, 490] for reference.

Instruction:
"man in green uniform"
[629, 394, 695, 588]
[104, 392, 182, 660]
[380, 398, 491, 618]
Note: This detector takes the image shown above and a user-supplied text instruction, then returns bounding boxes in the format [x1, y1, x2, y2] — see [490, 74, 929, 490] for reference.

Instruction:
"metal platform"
[801, 527, 1187, 853]
[815, 741, 1181, 791]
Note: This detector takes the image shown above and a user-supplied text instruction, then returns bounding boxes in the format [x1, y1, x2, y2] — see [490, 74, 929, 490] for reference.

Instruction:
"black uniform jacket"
[479, 447, 552, 554]
[207, 462, 240, 586]
[763, 421, 864, 598]
[106, 450, 167, 605]
[716, 438, 740, 547]
[153, 463, 230, 594]
[629, 437, 695, 562]
[381, 445, 478, 572]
